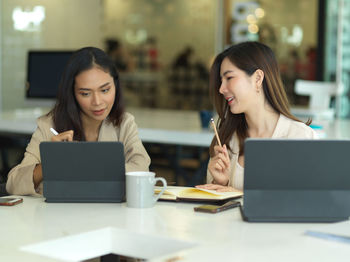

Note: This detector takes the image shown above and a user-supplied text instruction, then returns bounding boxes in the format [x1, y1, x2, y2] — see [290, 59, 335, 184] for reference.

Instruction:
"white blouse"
[234, 161, 244, 190]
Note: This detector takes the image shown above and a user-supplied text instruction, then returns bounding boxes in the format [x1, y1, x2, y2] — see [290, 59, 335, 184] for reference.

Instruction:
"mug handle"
[153, 177, 167, 202]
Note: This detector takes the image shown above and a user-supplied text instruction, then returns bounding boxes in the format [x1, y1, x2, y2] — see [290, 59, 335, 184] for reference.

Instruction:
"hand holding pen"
[207, 118, 231, 186]
[50, 128, 74, 142]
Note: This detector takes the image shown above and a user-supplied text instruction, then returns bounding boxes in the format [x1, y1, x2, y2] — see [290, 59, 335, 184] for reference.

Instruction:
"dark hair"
[49, 46, 125, 141]
[209, 41, 308, 156]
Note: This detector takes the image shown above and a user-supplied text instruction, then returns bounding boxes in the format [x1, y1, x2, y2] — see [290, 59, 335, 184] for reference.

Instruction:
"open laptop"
[40, 142, 125, 203]
[241, 139, 350, 222]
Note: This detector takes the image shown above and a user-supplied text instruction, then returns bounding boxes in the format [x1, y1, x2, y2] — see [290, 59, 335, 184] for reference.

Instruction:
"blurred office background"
[0, 0, 349, 186]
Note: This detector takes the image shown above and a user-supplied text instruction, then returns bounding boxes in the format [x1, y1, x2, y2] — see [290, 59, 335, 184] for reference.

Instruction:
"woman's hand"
[196, 184, 236, 192]
[51, 130, 74, 142]
[207, 144, 231, 186]
[33, 163, 43, 189]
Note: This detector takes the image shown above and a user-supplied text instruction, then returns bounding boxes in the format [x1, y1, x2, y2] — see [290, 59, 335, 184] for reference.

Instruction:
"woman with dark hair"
[197, 41, 317, 192]
[7, 47, 150, 195]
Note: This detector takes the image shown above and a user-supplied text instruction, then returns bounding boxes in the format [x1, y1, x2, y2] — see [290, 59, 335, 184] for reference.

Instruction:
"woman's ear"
[255, 69, 264, 91]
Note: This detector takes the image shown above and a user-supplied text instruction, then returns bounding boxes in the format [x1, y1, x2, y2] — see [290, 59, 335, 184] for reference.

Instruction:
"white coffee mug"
[126, 171, 167, 208]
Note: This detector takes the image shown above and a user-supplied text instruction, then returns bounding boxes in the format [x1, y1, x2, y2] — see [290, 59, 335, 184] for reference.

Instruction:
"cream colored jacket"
[6, 112, 150, 196]
[206, 114, 318, 189]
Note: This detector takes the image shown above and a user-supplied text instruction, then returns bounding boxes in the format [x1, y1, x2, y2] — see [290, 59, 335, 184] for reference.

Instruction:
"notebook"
[155, 186, 242, 202]
[241, 139, 350, 222]
[40, 142, 125, 203]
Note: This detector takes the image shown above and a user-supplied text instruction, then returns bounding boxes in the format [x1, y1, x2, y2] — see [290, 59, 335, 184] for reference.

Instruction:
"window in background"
[102, 0, 215, 110]
[224, 0, 318, 106]
[324, 0, 350, 118]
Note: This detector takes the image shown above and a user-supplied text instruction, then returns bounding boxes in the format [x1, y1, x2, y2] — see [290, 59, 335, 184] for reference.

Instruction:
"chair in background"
[119, 71, 161, 108]
[0, 183, 8, 196]
[0, 136, 28, 188]
[292, 79, 342, 119]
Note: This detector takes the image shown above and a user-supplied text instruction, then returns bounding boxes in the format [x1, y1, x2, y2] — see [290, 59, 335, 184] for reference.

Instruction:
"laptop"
[241, 139, 350, 222]
[40, 142, 125, 203]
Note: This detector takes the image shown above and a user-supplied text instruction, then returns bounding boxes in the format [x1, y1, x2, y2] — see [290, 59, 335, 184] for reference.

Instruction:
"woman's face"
[74, 66, 116, 124]
[219, 57, 259, 115]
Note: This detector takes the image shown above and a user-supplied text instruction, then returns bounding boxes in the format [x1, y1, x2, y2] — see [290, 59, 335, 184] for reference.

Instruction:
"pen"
[50, 128, 59, 136]
[210, 118, 222, 147]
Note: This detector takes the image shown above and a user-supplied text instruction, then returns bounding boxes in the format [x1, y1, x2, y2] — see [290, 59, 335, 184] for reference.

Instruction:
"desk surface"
[1, 196, 350, 262]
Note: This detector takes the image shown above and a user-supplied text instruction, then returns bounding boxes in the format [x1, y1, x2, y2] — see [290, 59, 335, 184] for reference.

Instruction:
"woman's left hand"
[196, 183, 237, 192]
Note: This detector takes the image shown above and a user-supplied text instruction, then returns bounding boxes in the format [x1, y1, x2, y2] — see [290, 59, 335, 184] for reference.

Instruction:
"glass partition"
[223, 0, 319, 106]
[324, 0, 350, 118]
[2, 0, 348, 115]
[0, 0, 216, 111]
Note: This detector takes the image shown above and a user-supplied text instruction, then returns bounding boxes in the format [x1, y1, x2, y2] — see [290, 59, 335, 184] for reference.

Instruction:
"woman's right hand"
[33, 163, 43, 189]
[208, 144, 231, 186]
[51, 130, 74, 142]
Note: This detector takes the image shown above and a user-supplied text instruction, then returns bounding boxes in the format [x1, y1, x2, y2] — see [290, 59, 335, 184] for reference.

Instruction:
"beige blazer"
[6, 112, 150, 196]
[206, 114, 318, 189]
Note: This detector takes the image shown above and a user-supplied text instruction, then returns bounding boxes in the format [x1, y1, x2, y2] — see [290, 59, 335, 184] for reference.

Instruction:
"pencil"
[210, 118, 222, 147]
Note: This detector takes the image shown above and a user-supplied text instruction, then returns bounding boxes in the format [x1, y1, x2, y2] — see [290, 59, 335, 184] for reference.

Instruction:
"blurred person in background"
[105, 38, 134, 72]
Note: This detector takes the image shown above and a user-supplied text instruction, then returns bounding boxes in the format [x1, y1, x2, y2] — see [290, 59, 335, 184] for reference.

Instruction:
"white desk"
[0, 108, 214, 147]
[291, 106, 335, 120]
[128, 107, 214, 147]
[1, 107, 350, 146]
[1, 196, 350, 262]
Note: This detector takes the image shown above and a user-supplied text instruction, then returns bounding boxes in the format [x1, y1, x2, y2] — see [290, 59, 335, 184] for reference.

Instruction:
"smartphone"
[194, 200, 240, 213]
[0, 198, 23, 206]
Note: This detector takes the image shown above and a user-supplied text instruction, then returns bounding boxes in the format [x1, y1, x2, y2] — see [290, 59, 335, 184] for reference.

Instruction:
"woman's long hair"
[209, 41, 309, 156]
[49, 47, 124, 141]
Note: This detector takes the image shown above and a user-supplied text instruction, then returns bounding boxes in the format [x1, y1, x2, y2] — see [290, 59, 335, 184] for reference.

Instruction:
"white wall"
[0, 0, 103, 110]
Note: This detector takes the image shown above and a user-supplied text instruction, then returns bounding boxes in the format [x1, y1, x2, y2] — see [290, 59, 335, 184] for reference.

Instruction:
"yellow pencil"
[210, 118, 222, 147]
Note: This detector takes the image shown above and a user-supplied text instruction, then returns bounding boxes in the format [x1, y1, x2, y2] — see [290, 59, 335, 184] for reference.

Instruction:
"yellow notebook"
[154, 186, 243, 202]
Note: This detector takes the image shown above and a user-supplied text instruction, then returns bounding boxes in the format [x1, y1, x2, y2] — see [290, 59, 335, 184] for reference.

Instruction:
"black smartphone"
[0, 198, 23, 206]
[194, 200, 240, 213]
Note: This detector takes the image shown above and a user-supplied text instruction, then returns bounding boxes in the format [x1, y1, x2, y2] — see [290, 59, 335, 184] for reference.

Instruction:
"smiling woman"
[6, 47, 151, 196]
[196, 41, 318, 193]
